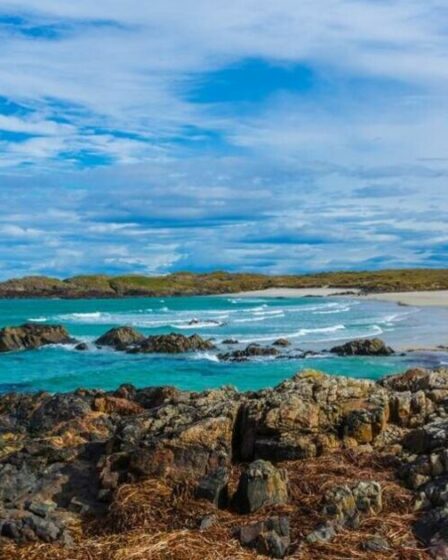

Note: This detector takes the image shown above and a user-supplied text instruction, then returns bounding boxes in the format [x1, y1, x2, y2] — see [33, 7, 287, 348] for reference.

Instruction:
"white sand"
[224, 287, 359, 298]
[363, 290, 448, 308]
[225, 287, 448, 308]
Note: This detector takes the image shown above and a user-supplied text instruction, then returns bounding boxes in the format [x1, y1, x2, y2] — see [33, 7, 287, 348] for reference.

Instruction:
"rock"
[233, 460, 288, 514]
[222, 339, 239, 345]
[218, 343, 280, 362]
[330, 338, 394, 356]
[363, 535, 390, 552]
[305, 521, 337, 544]
[93, 396, 144, 416]
[238, 516, 290, 558]
[199, 514, 218, 531]
[129, 333, 215, 354]
[195, 467, 229, 508]
[95, 327, 144, 350]
[323, 481, 382, 527]
[74, 342, 89, 351]
[234, 370, 389, 462]
[0, 324, 73, 353]
[273, 339, 291, 347]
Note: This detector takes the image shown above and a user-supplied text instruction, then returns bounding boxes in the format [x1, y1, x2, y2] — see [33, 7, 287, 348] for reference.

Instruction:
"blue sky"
[0, 1, 447, 279]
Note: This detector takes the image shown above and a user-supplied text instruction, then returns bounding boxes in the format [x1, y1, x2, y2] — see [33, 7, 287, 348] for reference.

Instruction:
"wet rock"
[195, 467, 229, 508]
[95, 327, 144, 350]
[74, 342, 89, 351]
[0, 324, 73, 353]
[222, 339, 239, 345]
[238, 516, 290, 558]
[330, 338, 394, 356]
[129, 333, 215, 354]
[273, 339, 291, 347]
[233, 460, 288, 514]
[218, 343, 280, 362]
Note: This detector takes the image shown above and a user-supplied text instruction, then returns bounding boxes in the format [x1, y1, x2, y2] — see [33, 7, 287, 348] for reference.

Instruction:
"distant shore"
[224, 287, 448, 308]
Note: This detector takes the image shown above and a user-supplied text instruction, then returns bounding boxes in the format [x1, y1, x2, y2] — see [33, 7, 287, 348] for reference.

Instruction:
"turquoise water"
[0, 295, 447, 393]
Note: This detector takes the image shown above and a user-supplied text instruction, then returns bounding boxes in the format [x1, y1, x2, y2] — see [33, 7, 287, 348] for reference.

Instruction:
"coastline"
[224, 287, 448, 308]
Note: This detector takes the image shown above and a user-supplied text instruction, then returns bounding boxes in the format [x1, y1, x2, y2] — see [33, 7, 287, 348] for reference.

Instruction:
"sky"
[0, 1, 448, 279]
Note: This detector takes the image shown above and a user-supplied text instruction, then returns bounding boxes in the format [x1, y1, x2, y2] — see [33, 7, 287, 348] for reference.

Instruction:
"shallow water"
[0, 295, 447, 393]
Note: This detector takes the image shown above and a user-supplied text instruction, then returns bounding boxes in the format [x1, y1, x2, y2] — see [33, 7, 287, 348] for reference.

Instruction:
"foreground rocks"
[0, 324, 73, 353]
[1, 367, 448, 558]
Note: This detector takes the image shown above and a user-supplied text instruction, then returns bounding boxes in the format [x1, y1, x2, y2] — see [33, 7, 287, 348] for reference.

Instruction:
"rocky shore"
[1, 365, 448, 559]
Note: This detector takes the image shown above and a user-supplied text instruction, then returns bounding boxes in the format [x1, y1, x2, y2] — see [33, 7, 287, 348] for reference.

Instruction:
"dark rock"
[330, 338, 394, 356]
[129, 333, 215, 354]
[75, 342, 89, 351]
[195, 467, 229, 508]
[305, 521, 338, 544]
[95, 327, 144, 350]
[233, 460, 288, 514]
[273, 339, 290, 347]
[239, 516, 290, 558]
[222, 339, 239, 345]
[0, 324, 73, 353]
[323, 481, 382, 528]
[218, 343, 280, 362]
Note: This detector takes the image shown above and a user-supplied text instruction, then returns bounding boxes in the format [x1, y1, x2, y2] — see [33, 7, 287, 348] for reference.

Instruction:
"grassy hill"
[0, 269, 447, 298]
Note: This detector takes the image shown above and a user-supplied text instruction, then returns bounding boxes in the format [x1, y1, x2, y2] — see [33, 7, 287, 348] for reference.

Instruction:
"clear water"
[0, 295, 447, 394]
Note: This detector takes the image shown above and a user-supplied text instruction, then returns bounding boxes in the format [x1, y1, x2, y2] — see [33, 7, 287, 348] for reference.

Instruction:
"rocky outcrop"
[129, 333, 215, 354]
[1, 367, 448, 557]
[95, 327, 144, 350]
[218, 343, 280, 362]
[95, 329, 215, 354]
[0, 324, 73, 353]
[330, 337, 394, 356]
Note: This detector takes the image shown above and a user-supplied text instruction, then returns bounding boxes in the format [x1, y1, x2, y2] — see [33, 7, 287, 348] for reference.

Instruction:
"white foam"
[192, 352, 220, 362]
[29, 316, 48, 322]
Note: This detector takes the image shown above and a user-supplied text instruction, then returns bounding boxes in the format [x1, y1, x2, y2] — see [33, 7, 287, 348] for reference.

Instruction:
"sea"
[1, 295, 448, 394]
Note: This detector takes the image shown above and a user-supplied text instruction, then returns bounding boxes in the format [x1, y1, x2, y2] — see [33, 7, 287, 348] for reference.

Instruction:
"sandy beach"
[226, 287, 448, 308]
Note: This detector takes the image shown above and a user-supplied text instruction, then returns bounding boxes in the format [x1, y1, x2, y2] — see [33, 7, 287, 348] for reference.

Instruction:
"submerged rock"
[330, 337, 394, 356]
[0, 324, 73, 353]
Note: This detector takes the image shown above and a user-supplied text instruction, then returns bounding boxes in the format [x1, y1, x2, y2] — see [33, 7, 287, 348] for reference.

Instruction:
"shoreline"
[223, 287, 448, 308]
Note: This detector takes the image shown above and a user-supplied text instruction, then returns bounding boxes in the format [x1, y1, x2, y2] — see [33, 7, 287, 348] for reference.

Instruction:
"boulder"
[330, 338, 394, 356]
[95, 327, 144, 350]
[238, 516, 290, 558]
[0, 324, 73, 353]
[233, 460, 288, 514]
[195, 467, 229, 508]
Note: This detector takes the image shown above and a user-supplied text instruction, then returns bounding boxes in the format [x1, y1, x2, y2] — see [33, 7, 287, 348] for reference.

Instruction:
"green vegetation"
[0, 269, 447, 298]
